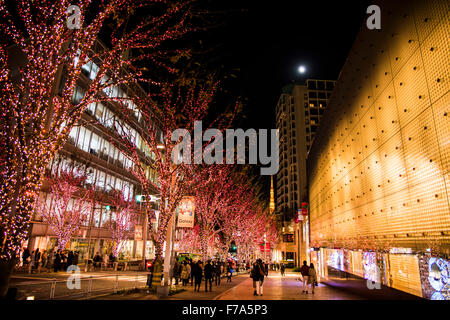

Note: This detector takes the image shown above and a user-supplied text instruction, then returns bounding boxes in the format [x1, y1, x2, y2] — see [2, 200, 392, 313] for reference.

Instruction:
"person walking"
[103, 253, 109, 271]
[300, 261, 310, 294]
[173, 259, 180, 285]
[250, 261, 263, 296]
[41, 250, 48, 270]
[67, 251, 74, 267]
[280, 263, 285, 277]
[308, 263, 318, 294]
[47, 250, 54, 272]
[22, 248, 30, 267]
[93, 252, 101, 271]
[257, 259, 265, 296]
[54, 250, 61, 272]
[214, 262, 222, 286]
[264, 262, 269, 277]
[193, 261, 203, 292]
[60, 251, 67, 271]
[190, 259, 196, 286]
[226, 264, 232, 283]
[204, 260, 214, 292]
[181, 261, 189, 286]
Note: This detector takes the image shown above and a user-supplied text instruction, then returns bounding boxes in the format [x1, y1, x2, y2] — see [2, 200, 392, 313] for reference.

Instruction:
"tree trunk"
[0, 258, 16, 299]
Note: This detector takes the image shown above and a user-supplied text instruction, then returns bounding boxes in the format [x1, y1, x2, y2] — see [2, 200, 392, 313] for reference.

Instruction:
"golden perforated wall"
[308, 0, 449, 254]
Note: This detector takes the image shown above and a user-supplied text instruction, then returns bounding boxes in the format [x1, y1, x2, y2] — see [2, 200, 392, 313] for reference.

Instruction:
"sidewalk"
[215, 271, 364, 300]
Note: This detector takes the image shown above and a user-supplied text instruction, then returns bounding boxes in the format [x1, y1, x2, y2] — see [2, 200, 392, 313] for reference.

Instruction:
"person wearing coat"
[22, 248, 31, 266]
[214, 262, 222, 286]
[54, 250, 61, 272]
[250, 260, 265, 296]
[67, 251, 74, 267]
[308, 263, 318, 294]
[180, 261, 190, 286]
[204, 260, 214, 292]
[193, 261, 203, 292]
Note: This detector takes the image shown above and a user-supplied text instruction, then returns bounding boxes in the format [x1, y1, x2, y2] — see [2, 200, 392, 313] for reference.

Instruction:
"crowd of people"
[171, 257, 240, 292]
[19, 247, 80, 272]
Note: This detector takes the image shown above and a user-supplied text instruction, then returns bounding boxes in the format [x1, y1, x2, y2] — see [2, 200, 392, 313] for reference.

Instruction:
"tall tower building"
[275, 79, 335, 267]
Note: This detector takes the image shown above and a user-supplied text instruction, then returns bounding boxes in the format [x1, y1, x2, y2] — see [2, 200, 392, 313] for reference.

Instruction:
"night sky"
[185, 0, 371, 198]
[191, 0, 371, 130]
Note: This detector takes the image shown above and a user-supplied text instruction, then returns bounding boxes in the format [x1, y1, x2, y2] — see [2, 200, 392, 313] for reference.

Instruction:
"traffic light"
[105, 205, 116, 211]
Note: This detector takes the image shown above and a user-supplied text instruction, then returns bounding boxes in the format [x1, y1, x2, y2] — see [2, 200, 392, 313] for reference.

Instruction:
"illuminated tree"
[108, 189, 138, 258]
[36, 168, 91, 251]
[111, 83, 215, 263]
[0, 0, 190, 296]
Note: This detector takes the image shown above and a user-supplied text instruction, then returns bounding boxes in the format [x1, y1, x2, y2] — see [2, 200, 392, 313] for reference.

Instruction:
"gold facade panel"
[431, 92, 449, 174]
[373, 83, 401, 145]
[393, 50, 429, 127]
[420, 21, 450, 104]
[413, 0, 449, 43]
[308, 0, 449, 254]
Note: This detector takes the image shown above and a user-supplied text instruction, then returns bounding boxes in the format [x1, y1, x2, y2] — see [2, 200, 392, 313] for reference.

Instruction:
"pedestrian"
[204, 260, 214, 292]
[47, 250, 54, 272]
[194, 261, 203, 292]
[181, 261, 190, 286]
[250, 261, 260, 296]
[73, 251, 79, 266]
[300, 260, 310, 294]
[252, 259, 265, 296]
[54, 250, 61, 272]
[214, 262, 222, 286]
[61, 251, 67, 271]
[22, 248, 30, 266]
[67, 251, 74, 267]
[41, 250, 48, 269]
[103, 253, 109, 270]
[308, 263, 318, 294]
[190, 259, 196, 286]
[226, 264, 232, 283]
[93, 252, 101, 271]
[264, 262, 269, 277]
[30, 249, 36, 272]
[280, 263, 285, 277]
[173, 259, 180, 285]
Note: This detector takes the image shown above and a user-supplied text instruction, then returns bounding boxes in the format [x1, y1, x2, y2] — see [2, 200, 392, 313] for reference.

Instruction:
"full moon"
[298, 65, 306, 74]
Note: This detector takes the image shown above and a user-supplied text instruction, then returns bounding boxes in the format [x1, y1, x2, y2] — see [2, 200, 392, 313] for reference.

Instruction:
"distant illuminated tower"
[269, 176, 275, 214]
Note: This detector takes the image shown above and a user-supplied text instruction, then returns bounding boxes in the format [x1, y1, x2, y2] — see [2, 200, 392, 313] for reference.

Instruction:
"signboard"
[259, 242, 271, 252]
[301, 202, 308, 216]
[177, 196, 195, 228]
[134, 225, 143, 240]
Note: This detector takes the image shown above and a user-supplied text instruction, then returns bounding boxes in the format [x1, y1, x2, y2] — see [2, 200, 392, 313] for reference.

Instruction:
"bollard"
[50, 278, 56, 299]
[114, 275, 118, 293]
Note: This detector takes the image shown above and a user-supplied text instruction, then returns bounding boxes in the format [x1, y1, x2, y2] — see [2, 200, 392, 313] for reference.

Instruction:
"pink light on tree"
[108, 189, 138, 258]
[0, 0, 192, 296]
[111, 83, 216, 263]
[36, 168, 91, 251]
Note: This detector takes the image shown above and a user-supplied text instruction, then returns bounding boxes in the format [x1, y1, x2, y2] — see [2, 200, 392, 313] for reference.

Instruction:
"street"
[10, 270, 364, 300]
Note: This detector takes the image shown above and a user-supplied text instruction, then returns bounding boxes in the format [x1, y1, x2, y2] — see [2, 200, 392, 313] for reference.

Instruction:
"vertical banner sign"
[177, 196, 195, 228]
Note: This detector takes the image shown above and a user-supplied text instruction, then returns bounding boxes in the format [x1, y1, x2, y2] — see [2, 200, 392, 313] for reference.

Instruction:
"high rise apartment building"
[274, 79, 335, 266]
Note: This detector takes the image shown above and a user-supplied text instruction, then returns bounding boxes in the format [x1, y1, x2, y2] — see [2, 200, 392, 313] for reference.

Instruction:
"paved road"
[10, 270, 364, 300]
[10, 270, 149, 300]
